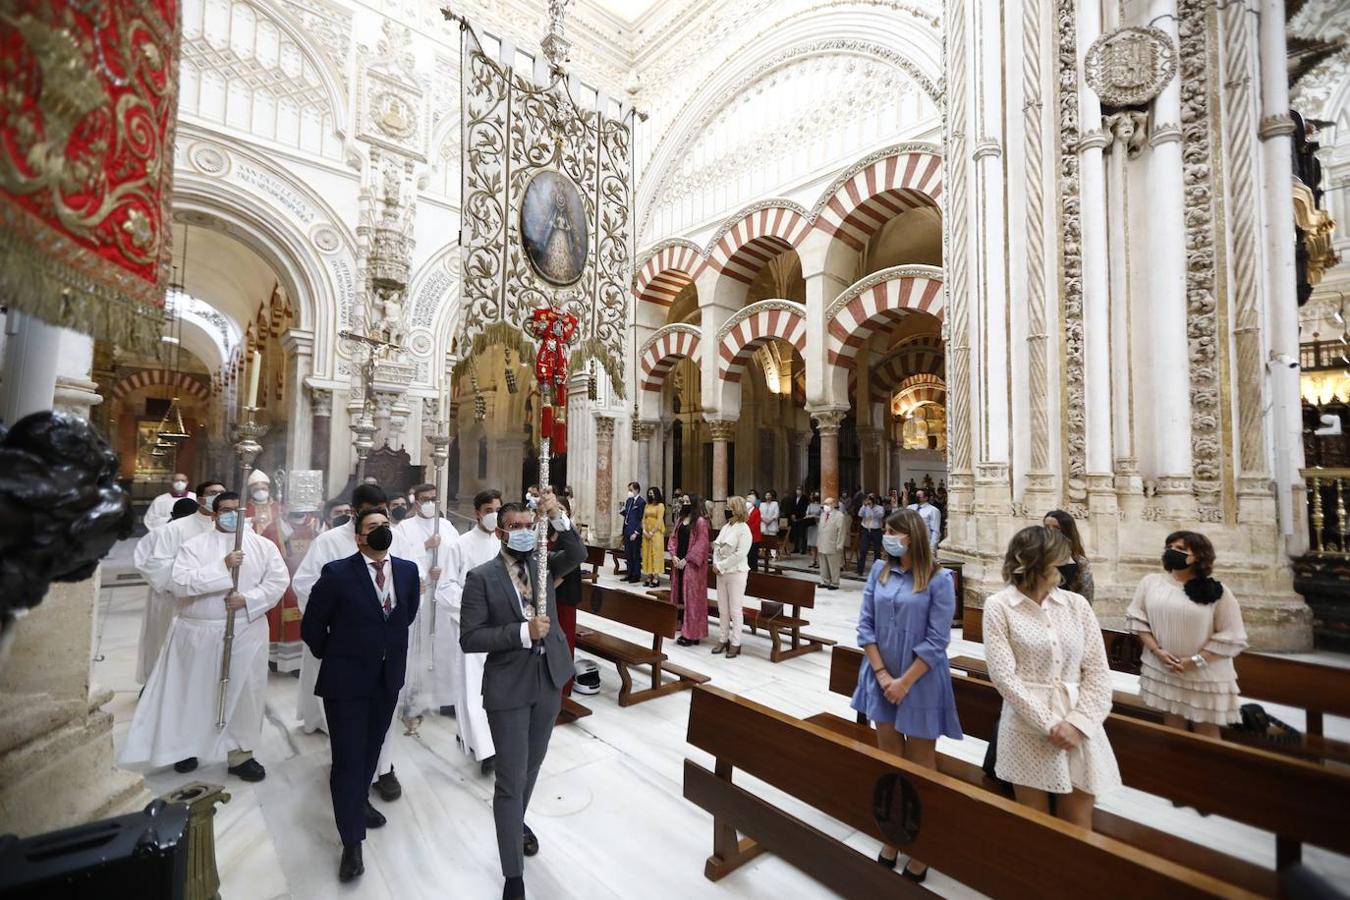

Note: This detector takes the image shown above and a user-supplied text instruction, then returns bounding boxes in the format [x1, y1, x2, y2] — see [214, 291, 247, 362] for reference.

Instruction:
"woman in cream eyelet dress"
[984, 526, 1121, 829]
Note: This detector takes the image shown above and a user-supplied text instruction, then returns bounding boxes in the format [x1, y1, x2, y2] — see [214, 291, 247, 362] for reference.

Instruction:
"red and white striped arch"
[827, 267, 945, 365]
[110, 368, 212, 404]
[893, 373, 947, 417]
[717, 301, 808, 385]
[639, 325, 702, 391]
[814, 147, 943, 252]
[634, 239, 703, 307]
[706, 203, 811, 284]
[851, 333, 946, 403]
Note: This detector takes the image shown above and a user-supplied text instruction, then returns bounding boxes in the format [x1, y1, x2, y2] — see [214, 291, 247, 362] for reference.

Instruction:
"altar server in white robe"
[393, 482, 460, 717]
[443, 488, 504, 774]
[143, 472, 195, 531]
[292, 482, 402, 800]
[133, 483, 220, 684]
[119, 492, 288, 781]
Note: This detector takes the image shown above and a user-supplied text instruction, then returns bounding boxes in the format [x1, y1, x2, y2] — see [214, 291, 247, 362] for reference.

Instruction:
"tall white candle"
[247, 350, 261, 408]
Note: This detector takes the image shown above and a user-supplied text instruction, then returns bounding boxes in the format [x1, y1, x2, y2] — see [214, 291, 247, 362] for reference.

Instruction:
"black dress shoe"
[372, 767, 402, 801]
[439, 704, 456, 718]
[901, 863, 928, 883]
[877, 851, 897, 869]
[502, 875, 524, 900]
[364, 800, 387, 828]
[227, 758, 266, 782]
[173, 757, 198, 773]
[523, 824, 539, 857]
[339, 843, 364, 882]
[480, 755, 495, 776]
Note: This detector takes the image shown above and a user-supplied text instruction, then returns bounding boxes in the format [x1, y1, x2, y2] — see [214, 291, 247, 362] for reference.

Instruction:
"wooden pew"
[582, 544, 607, 584]
[817, 646, 1350, 879]
[685, 684, 1260, 900]
[576, 583, 708, 706]
[960, 611, 1350, 762]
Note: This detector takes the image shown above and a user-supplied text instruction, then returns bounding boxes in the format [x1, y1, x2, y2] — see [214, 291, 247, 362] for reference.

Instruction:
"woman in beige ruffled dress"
[1126, 530, 1248, 738]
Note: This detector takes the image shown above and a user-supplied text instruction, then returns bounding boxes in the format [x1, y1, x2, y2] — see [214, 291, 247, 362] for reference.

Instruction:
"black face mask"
[1057, 562, 1080, 586]
[391, 506, 408, 521]
[365, 525, 393, 552]
[723, 509, 733, 520]
[1162, 548, 1190, 571]
[331, 514, 351, 528]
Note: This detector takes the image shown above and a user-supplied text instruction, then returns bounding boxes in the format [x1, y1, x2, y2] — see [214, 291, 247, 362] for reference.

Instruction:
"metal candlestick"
[426, 426, 452, 670]
[217, 407, 266, 731]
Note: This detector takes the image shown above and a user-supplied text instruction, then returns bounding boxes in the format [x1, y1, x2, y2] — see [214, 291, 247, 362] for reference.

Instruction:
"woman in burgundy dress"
[667, 493, 710, 646]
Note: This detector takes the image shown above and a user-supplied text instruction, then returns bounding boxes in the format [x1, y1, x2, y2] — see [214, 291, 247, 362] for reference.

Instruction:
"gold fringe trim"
[569, 338, 626, 401]
[0, 220, 164, 359]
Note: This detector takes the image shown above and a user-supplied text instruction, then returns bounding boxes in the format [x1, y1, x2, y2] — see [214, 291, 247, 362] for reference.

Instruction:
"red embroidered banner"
[0, 0, 179, 355]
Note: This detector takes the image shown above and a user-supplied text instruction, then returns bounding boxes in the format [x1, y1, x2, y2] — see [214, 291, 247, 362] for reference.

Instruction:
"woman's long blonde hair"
[878, 508, 936, 592]
[726, 495, 747, 524]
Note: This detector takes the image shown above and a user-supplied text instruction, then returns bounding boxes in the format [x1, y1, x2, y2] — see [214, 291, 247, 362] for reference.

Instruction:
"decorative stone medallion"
[1084, 26, 1177, 107]
[310, 224, 341, 253]
[373, 90, 418, 140]
[187, 142, 230, 177]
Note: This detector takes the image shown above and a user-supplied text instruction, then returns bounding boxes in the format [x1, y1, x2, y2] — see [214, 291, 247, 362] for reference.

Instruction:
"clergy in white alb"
[442, 489, 503, 770]
[291, 484, 399, 787]
[392, 483, 460, 718]
[119, 494, 288, 774]
[143, 472, 195, 531]
[132, 482, 222, 684]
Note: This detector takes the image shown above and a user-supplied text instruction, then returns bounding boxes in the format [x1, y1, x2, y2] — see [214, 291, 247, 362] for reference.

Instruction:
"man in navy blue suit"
[620, 481, 645, 583]
[301, 507, 420, 883]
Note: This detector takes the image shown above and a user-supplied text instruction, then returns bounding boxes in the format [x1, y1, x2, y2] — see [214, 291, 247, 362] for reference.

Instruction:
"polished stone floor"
[94, 538, 1350, 899]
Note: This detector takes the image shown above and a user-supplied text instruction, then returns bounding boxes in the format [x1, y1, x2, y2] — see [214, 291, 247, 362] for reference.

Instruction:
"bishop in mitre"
[119, 492, 289, 781]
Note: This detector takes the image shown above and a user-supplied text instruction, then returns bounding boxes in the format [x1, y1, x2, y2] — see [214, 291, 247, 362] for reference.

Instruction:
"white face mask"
[419, 501, 436, 518]
[480, 511, 499, 532]
[252, 489, 269, 503]
[172, 480, 187, 493]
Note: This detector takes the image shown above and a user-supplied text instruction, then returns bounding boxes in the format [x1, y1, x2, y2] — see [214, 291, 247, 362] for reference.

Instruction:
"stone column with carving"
[595, 415, 616, 545]
[811, 409, 847, 503]
[0, 329, 146, 836]
[307, 383, 333, 475]
[707, 419, 735, 515]
[636, 421, 658, 494]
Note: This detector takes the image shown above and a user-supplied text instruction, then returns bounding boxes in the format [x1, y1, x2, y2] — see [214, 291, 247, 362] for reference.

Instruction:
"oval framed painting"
[520, 170, 588, 286]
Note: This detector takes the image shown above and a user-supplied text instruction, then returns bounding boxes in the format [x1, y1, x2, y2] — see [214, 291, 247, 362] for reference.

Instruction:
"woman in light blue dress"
[851, 508, 961, 882]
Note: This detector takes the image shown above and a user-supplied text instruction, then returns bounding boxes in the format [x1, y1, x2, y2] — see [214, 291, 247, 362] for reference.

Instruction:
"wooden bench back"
[686, 685, 1255, 900]
[581, 582, 678, 639]
[826, 646, 1350, 856]
[584, 544, 607, 569]
[962, 609, 1350, 723]
[744, 571, 816, 609]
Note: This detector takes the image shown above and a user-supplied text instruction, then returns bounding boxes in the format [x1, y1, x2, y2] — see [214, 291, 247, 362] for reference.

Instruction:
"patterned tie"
[372, 559, 390, 616]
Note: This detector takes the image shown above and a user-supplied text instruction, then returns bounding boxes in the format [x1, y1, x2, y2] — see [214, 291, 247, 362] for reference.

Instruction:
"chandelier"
[151, 226, 193, 458]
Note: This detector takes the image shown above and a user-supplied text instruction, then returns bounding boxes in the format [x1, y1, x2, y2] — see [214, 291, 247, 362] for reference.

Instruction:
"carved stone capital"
[1258, 113, 1296, 141]
[635, 421, 658, 442]
[594, 415, 616, 442]
[809, 408, 848, 436]
[53, 376, 102, 419]
[972, 138, 1002, 160]
[706, 419, 737, 442]
[1149, 122, 1182, 147]
[1077, 128, 1112, 152]
[307, 385, 334, 417]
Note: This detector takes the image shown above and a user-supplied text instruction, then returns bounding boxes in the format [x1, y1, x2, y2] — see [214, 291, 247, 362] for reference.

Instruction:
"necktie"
[373, 559, 390, 616]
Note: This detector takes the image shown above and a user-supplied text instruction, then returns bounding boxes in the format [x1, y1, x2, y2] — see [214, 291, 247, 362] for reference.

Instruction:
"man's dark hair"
[195, 480, 225, 496]
[915, 489, 928, 501]
[411, 482, 437, 496]
[352, 483, 388, 510]
[322, 498, 342, 518]
[214, 491, 241, 508]
[497, 501, 528, 526]
[473, 488, 502, 510]
[355, 507, 390, 533]
[628, 481, 641, 492]
[171, 498, 199, 520]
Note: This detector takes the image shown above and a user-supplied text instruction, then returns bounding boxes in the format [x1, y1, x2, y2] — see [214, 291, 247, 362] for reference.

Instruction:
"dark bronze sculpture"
[0, 411, 133, 642]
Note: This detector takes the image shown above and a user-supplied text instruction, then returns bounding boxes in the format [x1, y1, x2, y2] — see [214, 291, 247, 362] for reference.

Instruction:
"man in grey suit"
[460, 489, 586, 900]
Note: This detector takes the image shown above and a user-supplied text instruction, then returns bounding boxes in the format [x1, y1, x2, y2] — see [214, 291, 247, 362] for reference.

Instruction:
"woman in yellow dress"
[641, 487, 667, 588]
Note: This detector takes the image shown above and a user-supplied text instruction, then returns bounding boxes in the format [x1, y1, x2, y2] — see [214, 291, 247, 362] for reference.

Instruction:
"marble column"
[636, 421, 658, 493]
[794, 432, 811, 491]
[0, 311, 62, 424]
[1104, 125, 1142, 513]
[811, 408, 847, 503]
[594, 415, 616, 545]
[1257, 0, 1305, 547]
[0, 327, 146, 836]
[707, 419, 735, 516]
[282, 330, 314, 473]
[307, 384, 333, 476]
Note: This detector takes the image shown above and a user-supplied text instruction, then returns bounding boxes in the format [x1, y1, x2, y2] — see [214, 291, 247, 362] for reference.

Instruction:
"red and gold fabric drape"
[0, 0, 179, 355]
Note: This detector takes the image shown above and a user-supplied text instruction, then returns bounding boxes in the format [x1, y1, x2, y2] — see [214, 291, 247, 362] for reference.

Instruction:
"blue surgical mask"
[218, 510, 239, 532]
[203, 493, 220, 512]
[506, 528, 537, 553]
[882, 534, 907, 557]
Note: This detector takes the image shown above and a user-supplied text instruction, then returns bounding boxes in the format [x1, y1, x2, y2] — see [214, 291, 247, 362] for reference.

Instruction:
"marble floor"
[93, 539, 1350, 899]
